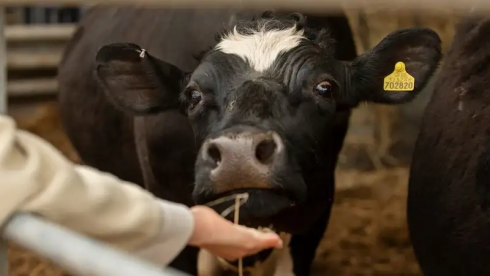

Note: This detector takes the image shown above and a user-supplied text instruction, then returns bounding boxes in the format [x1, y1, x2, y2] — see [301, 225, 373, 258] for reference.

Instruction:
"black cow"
[58, 6, 441, 275]
[408, 15, 490, 276]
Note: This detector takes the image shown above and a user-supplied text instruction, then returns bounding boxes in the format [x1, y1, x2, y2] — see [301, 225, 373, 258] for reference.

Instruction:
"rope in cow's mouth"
[234, 195, 244, 276]
[205, 192, 249, 219]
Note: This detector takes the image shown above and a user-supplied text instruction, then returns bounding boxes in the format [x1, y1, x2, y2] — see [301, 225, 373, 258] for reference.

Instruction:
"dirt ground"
[6, 100, 421, 276]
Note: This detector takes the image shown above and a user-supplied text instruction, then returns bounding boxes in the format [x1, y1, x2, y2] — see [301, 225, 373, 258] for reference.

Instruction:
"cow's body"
[59, 6, 441, 276]
[408, 15, 490, 276]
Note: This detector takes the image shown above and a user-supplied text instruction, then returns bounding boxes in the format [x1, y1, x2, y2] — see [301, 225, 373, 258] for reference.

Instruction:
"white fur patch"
[215, 25, 305, 72]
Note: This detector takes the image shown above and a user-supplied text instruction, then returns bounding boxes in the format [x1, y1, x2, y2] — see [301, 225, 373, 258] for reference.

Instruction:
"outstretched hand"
[187, 205, 283, 261]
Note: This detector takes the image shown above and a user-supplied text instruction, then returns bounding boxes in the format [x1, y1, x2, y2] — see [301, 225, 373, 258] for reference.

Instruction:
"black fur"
[408, 15, 490, 276]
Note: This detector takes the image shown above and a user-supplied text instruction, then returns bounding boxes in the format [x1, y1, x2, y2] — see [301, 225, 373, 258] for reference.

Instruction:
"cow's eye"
[314, 81, 332, 98]
[188, 90, 203, 109]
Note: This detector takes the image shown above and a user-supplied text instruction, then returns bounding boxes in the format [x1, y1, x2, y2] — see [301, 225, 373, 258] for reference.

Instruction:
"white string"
[205, 193, 249, 275]
[233, 196, 243, 276]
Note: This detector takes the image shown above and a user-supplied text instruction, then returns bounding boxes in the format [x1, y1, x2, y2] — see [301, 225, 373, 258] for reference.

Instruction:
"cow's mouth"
[218, 226, 283, 271]
[202, 188, 295, 271]
[202, 188, 298, 229]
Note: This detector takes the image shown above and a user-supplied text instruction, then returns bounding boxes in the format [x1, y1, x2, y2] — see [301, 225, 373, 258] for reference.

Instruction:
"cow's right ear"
[95, 43, 186, 115]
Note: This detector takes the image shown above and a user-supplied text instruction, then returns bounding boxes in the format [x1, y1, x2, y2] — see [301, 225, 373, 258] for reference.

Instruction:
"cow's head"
[95, 13, 441, 233]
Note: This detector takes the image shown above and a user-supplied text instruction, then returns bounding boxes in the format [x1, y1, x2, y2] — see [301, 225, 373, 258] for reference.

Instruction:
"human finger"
[233, 225, 283, 249]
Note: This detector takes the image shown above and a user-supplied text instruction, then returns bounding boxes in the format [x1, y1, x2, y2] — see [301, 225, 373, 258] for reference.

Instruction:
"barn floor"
[6, 100, 421, 276]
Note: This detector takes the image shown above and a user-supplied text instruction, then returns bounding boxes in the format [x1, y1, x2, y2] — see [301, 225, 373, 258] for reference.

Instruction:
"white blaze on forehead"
[216, 25, 305, 72]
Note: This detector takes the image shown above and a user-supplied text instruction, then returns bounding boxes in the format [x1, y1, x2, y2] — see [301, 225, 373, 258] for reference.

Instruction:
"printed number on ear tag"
[383, 62, 415, 92]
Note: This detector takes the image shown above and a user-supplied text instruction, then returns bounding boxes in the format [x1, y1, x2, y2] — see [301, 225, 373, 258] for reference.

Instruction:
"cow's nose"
[205, 132, 282, 166]
[199, 131, 285, 192]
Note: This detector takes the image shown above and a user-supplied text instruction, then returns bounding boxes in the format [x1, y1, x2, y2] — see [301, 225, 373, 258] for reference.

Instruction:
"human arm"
[0, 115, 282, 266]
[0, 115, 194, 265]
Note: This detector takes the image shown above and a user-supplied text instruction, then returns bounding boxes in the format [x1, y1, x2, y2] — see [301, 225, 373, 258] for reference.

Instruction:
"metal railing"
[0, 0, 481, 14]
[1, 213, 191, 276]
[4, 7, 80, 98]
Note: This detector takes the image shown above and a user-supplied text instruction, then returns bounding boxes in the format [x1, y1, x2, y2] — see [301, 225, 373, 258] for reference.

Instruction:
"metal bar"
[0, 7, 6, 115]
[8, 78, 58, 97]
[0, 0, 480, 15]
[2, 213, 190, 276]
[5, 24, 76, 42]
[8, 49, 63, 70]
[0, 7, 7, 276]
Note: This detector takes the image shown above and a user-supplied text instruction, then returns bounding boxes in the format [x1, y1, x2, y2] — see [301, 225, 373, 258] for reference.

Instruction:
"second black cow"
[58, 7, 442, 275]
[408, 14, 490, 276]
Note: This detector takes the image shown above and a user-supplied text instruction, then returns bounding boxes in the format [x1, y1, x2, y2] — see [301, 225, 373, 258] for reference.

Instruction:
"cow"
[407, 15, 490, 276]
[57, 6, 442, 275]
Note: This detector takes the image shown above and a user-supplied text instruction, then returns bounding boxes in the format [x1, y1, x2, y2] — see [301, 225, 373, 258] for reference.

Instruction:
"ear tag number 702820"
[383, 61, 415, 92]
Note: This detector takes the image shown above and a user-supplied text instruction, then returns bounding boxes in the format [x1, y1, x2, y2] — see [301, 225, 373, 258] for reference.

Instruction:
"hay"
[7, 244, 69, 276]
[314, 167, 420, 276]
[8, 100, 80, 164]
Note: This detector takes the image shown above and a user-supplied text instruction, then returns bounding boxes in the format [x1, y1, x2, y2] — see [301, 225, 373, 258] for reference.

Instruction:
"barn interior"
[3, 6, 460, 276]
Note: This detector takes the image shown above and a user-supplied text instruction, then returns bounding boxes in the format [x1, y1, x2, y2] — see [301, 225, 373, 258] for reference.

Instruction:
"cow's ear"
[340, 27, 442, 106]
[95, 43, 186, 115]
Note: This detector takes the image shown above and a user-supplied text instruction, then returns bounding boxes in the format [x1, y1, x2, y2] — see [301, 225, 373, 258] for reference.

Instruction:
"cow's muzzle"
[193, 126, 306, 225]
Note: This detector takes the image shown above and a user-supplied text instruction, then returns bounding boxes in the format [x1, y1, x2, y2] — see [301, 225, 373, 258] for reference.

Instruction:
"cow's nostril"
[255, 139, 277, 164]
[206, 143, 222, 166]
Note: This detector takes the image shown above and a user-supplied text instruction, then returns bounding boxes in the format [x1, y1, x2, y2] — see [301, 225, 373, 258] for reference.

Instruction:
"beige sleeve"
[0, 115, 194, 266]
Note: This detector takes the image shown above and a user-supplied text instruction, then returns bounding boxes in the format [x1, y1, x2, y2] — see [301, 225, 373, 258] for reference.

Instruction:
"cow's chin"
[204, 188, 297, 231]
[203, 189, 296, 270]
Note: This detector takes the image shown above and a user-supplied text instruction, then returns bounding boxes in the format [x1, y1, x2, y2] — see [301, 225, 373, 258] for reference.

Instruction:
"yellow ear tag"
[383, 61, 415, 92]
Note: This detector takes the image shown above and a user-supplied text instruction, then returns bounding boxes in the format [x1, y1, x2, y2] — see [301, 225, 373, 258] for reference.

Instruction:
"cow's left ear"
[341, 27, 442, 106]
